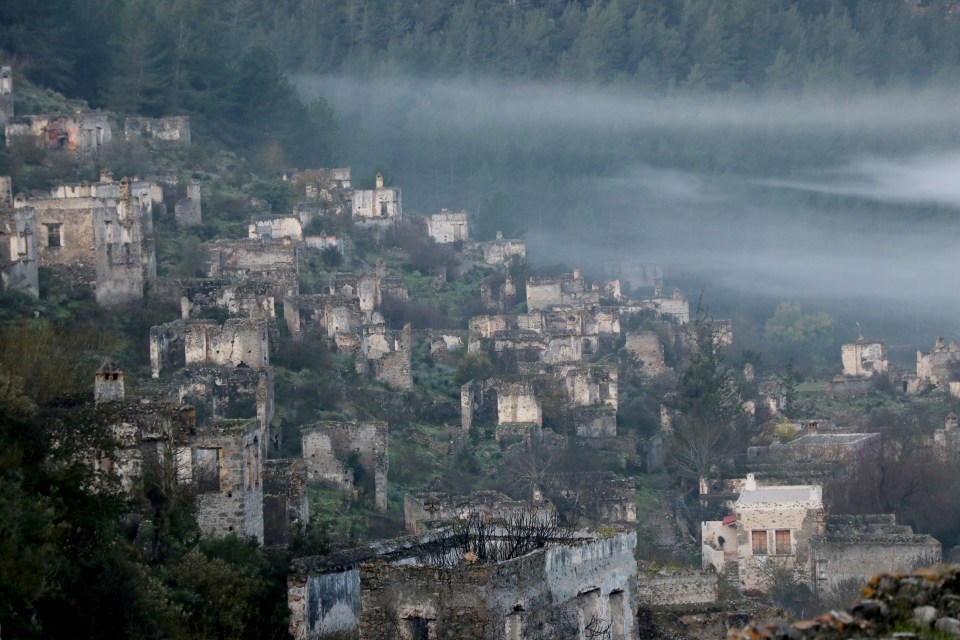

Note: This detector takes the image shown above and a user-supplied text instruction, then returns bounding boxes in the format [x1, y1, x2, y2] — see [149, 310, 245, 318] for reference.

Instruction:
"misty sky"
[298, 76, 960, 339]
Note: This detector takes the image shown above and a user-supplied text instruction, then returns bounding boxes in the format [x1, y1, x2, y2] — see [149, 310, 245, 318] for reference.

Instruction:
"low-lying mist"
[297, 75, 960, 345]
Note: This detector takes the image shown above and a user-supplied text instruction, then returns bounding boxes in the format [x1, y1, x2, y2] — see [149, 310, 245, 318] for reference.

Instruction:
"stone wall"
[403, 490, 557, 533]
[635, 571, 719, 607]
[150, 318, 269, 376]
[204, 239, 299, 298]
[351, 184, 402, 219]
[301, 421, 389, 512]
[841, 339, 888, 378]
[361, 323, 412, 390]
[191, 419, 264, 543]
[5, 112, 111, 158]
[263, 458, 309, 547]
[810, 514, 942, 598]
[284, 294, 360, 339]
[93, 195, 154, 306]
[425, 209, 468, 243]
[180, 278, 275, 320]
[249, 216, 302, 242]
[625, 331, 665, 374]
[495, 381, 542, 426]
[175, 180, 202, 226]
[916, 337, 960, 389]
[0, 66, 11, 127]
[124, 116, 191, 145]
[0, 206, 38, 296]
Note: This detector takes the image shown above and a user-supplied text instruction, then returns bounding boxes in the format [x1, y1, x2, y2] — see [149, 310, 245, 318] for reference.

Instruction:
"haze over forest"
[5, 0, 960, 343]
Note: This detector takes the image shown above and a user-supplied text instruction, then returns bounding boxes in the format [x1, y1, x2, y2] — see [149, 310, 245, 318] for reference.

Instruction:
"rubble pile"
[730, 564, 960, 640]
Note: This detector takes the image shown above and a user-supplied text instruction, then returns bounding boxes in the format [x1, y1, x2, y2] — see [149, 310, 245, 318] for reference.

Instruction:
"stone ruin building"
[249, 214, 302, 243]
[526, 267, 602, 312]
[11, 173, 158, 304]
[263, 458, 310, 547]
[0, 202, 39, 296]
[301, 421, 389, 512]
[0, 66, 11, 127]
[5, 111, 111, 158]
[124, 115, 191, 146]
[288, 529, 638, 640]
[359, 322, 413, 391]
[423, 208, 468, 244]
[89, 362, 266, 543]
[178, 278, 275, 321]
[841, 336, 888, 378]
[203, 238, 299, 300]
[175, 179, 202, 227]
[908, 336, 960, 394]
[403, 490, 557, 534]
[466, 230, 527, 267]
[701, 475, 941, 597]
[350, 173, 402, 222]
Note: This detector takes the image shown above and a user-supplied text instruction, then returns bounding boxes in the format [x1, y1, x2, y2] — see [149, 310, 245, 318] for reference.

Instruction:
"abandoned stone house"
[460, 378, 543, 440]
[288, 530, 638, 640]
[14, 177, 157, 304]
[809, 514, 941, 598]
[189, 417, 265, 543]
[910, 336, 960, 392]
[841, 337, 888, 378]
[175, 179, 202, 226]
[403, 490, 558, 534]
[526, 267, 602, 312]
[304, 233, 344, 253]
[150, 317, 270, 378]
[124, 115, 191, 145]
[301, 421, 389, 512]
[263, 458, 310, 547]
[331, 269, 408, 318]
[179, 278, 276, 321]
[625, 331, 666, 375]
[5, 111, 111, 158]
[351, 173, 402, 221]
[465, 230, 526, 267]
[93, 362, 268, 544]
[744, 432, 879, 482]
[701, 475, 941, 597]
[284, 293, 361, 340]
[0, 205, 39, 296]
[249, 215, 302, 243]
[623, 288, 690, 325]
[51, 171, 163, 219]
[203, 238, 299, 299]
[424, 208, 469, 244]
[0, 66, 11, 127]
[293, 167, 352, 200]
[360, 322, 413, 390]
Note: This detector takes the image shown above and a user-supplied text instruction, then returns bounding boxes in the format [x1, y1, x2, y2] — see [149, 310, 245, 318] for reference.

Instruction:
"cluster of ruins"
[6, 60, 959, 640]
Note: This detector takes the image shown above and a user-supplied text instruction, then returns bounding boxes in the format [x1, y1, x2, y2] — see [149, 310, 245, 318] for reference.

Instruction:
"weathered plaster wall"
[841, 340, 888, 378]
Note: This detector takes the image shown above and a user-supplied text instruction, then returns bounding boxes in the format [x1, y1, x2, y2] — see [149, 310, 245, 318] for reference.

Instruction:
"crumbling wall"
[204, 239, 299, 298]
[403, 491, 556, 533]
[810, 514, 942, 598]
[0, 66, 11, 127]
[916, 337, 960, 388]
[0, 175, 11, 207]
[191, 419, 264, 543]
[468, 232, 526, 266]
[151, 318, 269, 376]
[301, 421, 389, 512]
[0, 206, 39, 296]
[180, 279, 275, 320]
[362, 323, 412, 390]
[174, 365, 274, 450]
[625, 331, 665, 374]
[5, 113, 111, 158]
[351, 181, 402, 220]
[175, 180, 202, 226]
[249, 216, 302, 242]
[284, 294, 360, 339]
[17, 195, 100, 288]
[93, 195, 152, 306]
[263, 458, 309, 547]
[184, 318, 270, 369]
[495, 381, 542, 426]
[635, 570, 719, 607]
[425, 209, 468, 243]
[124, 116, 190, 145]
[841, 339, 888, 378]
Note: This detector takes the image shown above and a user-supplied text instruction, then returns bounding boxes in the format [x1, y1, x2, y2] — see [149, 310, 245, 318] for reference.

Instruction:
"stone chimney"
[100, 169, 113, 184]
[375, 173, 384, 189]
[94, 361, 124, 403]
